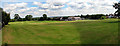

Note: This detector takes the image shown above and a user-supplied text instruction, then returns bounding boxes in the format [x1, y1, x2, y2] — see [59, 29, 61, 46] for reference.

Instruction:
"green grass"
[2, 19, 119, 44]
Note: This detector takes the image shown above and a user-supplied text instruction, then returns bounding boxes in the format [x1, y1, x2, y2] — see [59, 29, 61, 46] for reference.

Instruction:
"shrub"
[10, 19, 15, 22]
[101, 16, 106, 19]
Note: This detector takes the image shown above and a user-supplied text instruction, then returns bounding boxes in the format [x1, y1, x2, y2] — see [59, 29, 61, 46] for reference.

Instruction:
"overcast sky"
[1, 0, 119, 18]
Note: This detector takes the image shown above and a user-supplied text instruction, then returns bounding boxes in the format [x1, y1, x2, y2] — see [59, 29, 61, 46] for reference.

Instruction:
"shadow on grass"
[106, 21, 120, 23]
[2, 43, 8, 46]
[71, 21, 119, 45]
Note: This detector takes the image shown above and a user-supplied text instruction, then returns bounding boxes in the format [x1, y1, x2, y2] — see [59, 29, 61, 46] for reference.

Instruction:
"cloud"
[2, 0, 119, 18]
[1, 0, 46, 2]
[33, 2, 50, 10]
[66, 0, 118, 14]
[33, 1, 65, 10]
[4, 2, 27, 12]
[46, 0, 69, 4]
[41, 4, 49, 9]
[33, 2, 42, 6]
[46, 0, 69, 10]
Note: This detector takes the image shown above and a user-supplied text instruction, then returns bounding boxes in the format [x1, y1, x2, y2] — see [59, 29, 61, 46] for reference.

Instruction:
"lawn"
[2, 19, 119, 44]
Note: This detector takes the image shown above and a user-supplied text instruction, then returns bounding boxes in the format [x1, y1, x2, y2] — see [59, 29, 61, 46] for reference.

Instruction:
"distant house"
[74, 17, 81, 20]
[108, 14, 114, 18]
[68, 17, 75, 21]
[60, 16, 82, 21]
[107, 14, 118, 18]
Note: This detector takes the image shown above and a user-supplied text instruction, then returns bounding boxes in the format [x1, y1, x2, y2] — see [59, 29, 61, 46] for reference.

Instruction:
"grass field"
[2, 19, 119, 44]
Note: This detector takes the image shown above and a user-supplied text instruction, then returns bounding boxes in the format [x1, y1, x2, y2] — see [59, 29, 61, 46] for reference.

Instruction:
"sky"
[0, 0, 119, 18]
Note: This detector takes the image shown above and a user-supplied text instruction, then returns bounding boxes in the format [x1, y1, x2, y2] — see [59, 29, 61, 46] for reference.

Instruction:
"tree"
[113, 2, 120, 17]
[0, 8, 10, 27]
[0, 8, 2, 29]
[10, 19, 15, 22]
[81, 14, 83, 18]
[101, 16, 106, 19]
[32, 17, 40, 21]
[47, 18, 51, 21]
[86, 14, 90, 19]
[43, 14, 47, 20]
[39, 17, 44, 21]
[14, 14, 21, 21]
[25, 15, 33, 21]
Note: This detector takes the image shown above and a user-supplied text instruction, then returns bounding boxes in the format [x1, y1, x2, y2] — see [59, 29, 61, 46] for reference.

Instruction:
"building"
[60, 16, 82, 21]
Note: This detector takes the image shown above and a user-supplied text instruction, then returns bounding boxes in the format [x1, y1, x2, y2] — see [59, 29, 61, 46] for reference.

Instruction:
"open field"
[2, 19, 119, 44]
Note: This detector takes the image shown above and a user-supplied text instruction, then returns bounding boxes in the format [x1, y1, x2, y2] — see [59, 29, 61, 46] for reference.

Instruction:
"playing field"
[2, 19, 119, 44]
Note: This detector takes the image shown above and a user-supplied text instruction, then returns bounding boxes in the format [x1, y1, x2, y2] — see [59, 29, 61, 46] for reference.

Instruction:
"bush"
[101, 16, 106, 19]
[25, 15, 33, 21]
[39, 17, 44, 21]
[1, 9, 10, 27]
[47, 18, 51, 21]
[10, 19, 15, 22]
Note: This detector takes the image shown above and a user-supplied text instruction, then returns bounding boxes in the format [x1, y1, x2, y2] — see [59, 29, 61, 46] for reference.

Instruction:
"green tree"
[0, 8, 10, 27]
[100, 16, 106, 19]
[43, 14, 47, 20]
[39, 17, 44, 21]
[47, 18, 51, 21]
[14, 14, 21, 21]
[25, 15, 33, 21]
[81, 14, 83, 18]
[113, 2, 120, 17]
[86, 14, 90, 19]
[0, 8, 2, 29]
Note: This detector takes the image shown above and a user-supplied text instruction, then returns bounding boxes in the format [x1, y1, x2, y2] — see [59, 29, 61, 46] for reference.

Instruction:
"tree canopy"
[14, 14, 20, 19]
[25, 15, 33, 21]
[14, 14, 21, 21]
[43, 14, 47, 20]
[113, 2, 120, 17]
[0, 8, 10, 28]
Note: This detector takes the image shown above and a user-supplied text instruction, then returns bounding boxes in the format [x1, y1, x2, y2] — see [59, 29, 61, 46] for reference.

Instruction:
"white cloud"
[41, 4, 49, 9]
[46, 0, 69, 4]
[67, 0, 118, 14]
[4, 2, 27, 11]
[33, 2, 42, 6]
[46, 0, 69, 10]
[33, 1, 65, 10]
[33, 2, 50, 10]
[3, 0, 119, 18]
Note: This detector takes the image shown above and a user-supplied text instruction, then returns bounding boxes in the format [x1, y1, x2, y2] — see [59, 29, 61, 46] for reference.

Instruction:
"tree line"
[10, 14, 49, 22]
[10, 13, 110, 22]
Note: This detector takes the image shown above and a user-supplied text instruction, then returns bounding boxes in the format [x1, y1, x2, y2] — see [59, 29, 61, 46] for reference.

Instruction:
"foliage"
[113, 2, 120, 17]
[1, 8, 10, 27]
[100, 16, 106, 19]
[43, 14, 47, 20]
[82, 14, 106, 19]
[47, 17, 52, 21]
[25, 15, 33, 21]
[39, 17, 44, 21]
[32, 17, 40, 21]
[22, 18, 26, 21]
[10, 19, 15, 22]
[14, 14, 21, 21]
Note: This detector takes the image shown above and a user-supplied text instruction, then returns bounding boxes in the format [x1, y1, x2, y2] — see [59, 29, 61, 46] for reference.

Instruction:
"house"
[68, 17, 75, 21]
[60, 16, 82, 21]
[107, 14, 119, 18]
[74, 17, 81, 20]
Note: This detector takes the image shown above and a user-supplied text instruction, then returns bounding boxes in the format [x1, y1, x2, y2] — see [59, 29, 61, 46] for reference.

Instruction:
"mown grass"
[2, 19, 119, 44]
